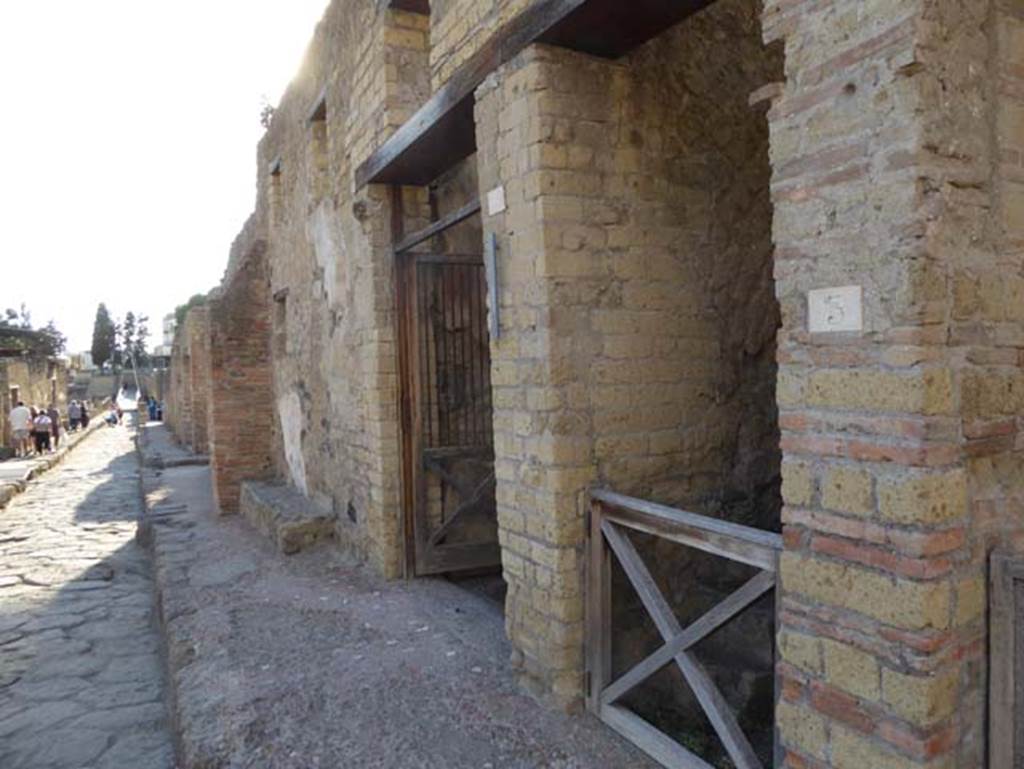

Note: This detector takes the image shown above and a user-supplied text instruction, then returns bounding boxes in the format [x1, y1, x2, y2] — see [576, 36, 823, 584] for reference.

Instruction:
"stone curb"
[0, 419, 107, 510]
[133, 425, 196, 766]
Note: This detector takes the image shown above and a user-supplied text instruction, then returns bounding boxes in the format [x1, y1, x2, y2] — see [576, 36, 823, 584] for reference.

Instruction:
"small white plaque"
[486, 185, 506, 216]
[808, 285, 863, 333]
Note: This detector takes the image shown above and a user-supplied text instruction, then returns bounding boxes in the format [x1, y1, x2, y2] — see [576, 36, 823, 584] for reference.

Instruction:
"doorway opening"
[395, 155, 502, 591]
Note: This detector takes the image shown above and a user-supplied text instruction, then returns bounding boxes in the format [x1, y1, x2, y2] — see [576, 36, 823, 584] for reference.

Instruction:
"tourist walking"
[8, 401, 33, 458]
[32, 408, 52, 454]
[68, 400, 82, 431]
[47, 404, 61, 450]
[80, 401, 90, 428]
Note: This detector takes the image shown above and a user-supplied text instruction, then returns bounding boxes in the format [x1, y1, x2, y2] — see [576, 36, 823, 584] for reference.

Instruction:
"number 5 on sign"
[808, 285, 863, 333]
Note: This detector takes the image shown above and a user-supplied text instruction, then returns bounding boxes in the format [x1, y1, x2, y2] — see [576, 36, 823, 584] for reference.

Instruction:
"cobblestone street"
[0, 427, 175, 769]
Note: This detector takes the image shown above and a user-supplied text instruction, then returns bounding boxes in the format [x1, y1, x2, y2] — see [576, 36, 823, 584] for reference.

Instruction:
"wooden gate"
[587, 489, 783, 769]
[397, 247, 499, 576]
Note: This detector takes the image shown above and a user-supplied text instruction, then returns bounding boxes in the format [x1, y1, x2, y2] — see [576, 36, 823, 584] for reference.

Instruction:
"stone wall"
[166, 334, 190, 442]
[166, 303, 210, 454]
[429, 0, 530, 88]
[763, 0, 1022, 766]
[166, 305, 211, 454]
[186, 308, 211, 455]
[473, 0, 782, 707]
[252, 2, 432, 577]
[207, 241, 275, 514]
[0, 357, 69, 449]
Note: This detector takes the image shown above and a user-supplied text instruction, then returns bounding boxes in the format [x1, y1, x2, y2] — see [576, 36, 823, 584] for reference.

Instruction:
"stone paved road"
[0, 426, 175, 769]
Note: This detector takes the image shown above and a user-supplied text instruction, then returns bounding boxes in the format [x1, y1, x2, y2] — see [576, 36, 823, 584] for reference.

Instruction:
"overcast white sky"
[0, 0, 331, 353]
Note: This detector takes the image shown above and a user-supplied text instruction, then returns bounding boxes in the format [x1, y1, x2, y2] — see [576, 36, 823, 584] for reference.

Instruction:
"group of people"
[7, 400, 89, 458]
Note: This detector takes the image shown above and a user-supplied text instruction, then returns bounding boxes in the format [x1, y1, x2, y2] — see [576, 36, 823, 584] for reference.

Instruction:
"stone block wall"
[428, 0, 531, 88]
[473, 0, 783, 706]
[0, 358, 69, 448]
[762, 0, 1021, 766]
[167, 305, 211, 454]
[186, 307, 211, 455]
[251, 2, 432, 577]
[166, 335, 190, 442]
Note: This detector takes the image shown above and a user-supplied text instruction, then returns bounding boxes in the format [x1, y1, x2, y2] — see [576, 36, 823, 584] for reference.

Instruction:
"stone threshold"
[0, 419, 107, 510]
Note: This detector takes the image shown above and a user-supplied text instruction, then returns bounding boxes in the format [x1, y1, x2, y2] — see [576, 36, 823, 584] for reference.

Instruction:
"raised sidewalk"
[0, 418, 106, 509]
[136, 422, 655, 768]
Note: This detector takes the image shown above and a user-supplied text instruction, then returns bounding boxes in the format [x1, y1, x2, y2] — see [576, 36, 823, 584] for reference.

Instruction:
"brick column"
[186, 306, 211, 455]
[764, 1, 1012, 766]
[208, 244, 274, 514]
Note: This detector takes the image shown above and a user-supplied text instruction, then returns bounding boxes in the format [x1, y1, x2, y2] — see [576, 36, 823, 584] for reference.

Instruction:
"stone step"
[239, 481, 335, 555]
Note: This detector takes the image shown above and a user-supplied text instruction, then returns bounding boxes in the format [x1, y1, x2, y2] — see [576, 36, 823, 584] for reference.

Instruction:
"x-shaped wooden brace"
[600, 520, 775, 769]
[424, 456, 496, 547]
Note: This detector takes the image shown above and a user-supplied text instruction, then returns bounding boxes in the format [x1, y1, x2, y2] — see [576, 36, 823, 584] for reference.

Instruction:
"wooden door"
[398, 251, 499, 575]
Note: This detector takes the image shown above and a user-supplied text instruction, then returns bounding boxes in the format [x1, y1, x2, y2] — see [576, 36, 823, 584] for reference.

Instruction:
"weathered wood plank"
[356, 0, 590, 187]
[587, 499, 612, 713]
[990, 552, 1024, 768]
[593, 489, 782, 549]
[602, 521, 763, 769]
[388, 0, 429, 13]
[600, 704, 716, 769]
[421, 541, 502, 574]
[394, 199, 482, 254]
[601, 570, 775, 706]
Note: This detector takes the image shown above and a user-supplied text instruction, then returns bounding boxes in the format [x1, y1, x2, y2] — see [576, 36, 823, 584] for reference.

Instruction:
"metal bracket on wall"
[484, 232, 500, 340]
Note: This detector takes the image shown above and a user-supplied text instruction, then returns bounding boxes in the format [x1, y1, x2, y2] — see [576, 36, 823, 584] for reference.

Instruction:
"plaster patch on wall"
[308, 202, 345, 307]
[278, 390, 308, 496]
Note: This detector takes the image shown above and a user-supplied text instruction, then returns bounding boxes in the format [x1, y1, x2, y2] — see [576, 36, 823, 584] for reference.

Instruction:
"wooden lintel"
[356, 0, 715, 188]
[356, 0, 590, 188]
[393, 198, 481, 253]
[388, 0, 430, 13]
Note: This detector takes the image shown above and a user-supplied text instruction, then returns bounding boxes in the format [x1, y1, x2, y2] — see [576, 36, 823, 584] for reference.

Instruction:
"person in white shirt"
[8, 401, 32, 458]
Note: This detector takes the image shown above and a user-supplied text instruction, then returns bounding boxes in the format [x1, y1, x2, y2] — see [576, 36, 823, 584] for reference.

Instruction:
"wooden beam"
[538, 0, 715, 58]
[393, 198, 481, 254]
[357, 0, 716, 188]
[586, 498, 613, 714]
[601, 570, 775, 706]
[388, 0, 429, 13]
[593, 488, 782, 572]
[357, 0, 589, 188]
[600, 704, 716, 769]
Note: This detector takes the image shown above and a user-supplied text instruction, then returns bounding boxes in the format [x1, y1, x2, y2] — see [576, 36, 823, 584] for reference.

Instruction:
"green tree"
[121, 311, 136, 365]
[132, 315, 150, 366]
[39, 320, 66, 356]
[90, 303, 116, 369]
[1, 304, 32, 329]
[0, 309, 66, 357]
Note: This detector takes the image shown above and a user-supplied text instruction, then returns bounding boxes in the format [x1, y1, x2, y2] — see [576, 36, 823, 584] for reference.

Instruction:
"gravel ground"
[140, 422, 657, 769]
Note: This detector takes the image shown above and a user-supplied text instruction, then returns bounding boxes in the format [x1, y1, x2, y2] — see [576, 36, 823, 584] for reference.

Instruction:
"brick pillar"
[208, 245, 274, 514]
[474, 48, 605, 707]
[186, 306, 211, 455]
[764, 1, 1012, 766]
